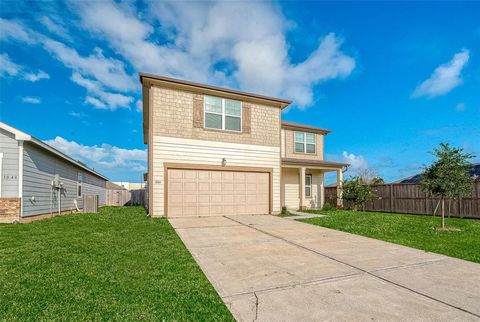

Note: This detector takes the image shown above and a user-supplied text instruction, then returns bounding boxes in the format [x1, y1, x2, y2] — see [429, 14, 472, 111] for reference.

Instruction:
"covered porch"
[281, 158, 349, 210]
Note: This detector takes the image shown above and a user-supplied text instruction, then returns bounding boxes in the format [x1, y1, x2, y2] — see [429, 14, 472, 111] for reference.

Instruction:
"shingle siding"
[22, 142, 106, 217]
[0, 129, 19, 197]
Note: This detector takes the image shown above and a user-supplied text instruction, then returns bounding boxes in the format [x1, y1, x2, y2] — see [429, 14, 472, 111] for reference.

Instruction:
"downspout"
[18, 141, 24, 218]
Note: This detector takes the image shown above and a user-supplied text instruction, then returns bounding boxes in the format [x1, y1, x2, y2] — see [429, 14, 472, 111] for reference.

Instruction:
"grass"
[0, 207, 233, 321]
[300, 209, 480, 264]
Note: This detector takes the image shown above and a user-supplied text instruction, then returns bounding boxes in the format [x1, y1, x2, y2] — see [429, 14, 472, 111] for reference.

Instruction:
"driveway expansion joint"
[224, 215, 480, 319]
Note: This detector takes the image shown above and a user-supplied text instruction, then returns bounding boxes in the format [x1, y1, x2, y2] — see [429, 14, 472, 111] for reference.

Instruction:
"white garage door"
[167, 169, 270, 217]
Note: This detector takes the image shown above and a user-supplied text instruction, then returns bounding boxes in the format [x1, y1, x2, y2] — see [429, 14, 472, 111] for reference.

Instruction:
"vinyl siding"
[281, 168, 324, 209]
[22, 142, 106, 217]
[0, 129, 19, 197]
[151, 136, 281, 216]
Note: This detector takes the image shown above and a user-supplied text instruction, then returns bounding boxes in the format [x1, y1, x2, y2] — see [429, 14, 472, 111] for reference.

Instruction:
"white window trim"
[77, 172, 83, 198]
[305, 174, 312, 197]
[204, 96, 242, 132]
[294, 131, 316, 154]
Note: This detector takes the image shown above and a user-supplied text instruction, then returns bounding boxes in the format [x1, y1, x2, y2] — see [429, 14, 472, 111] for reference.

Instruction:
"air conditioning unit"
[83, 195, 99, 213]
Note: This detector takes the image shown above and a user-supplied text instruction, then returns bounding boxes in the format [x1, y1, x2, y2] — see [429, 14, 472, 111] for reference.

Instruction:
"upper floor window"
[204, 96, 242, 132]
[294, 131, 316, 154]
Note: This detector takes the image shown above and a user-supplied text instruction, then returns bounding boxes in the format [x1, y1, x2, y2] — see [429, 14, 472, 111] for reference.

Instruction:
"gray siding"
[22, 142, 106, 217]
[0, 128, 19, 197]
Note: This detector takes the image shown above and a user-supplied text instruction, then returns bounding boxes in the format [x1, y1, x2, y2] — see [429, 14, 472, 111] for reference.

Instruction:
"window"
[77, 173, 83, 198]
[305, 174, 312, 197]
[294, 131, 316, 154]
[204, 96, 242, 132]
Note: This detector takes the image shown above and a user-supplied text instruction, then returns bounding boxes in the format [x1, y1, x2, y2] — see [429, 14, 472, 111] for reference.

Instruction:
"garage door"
[167, 169, 270, 217]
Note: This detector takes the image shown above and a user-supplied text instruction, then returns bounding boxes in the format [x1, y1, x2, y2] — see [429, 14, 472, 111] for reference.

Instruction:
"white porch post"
[319, 172, 325, 208]
[299, 167, 306, 210]
[336, 169, 343, 208]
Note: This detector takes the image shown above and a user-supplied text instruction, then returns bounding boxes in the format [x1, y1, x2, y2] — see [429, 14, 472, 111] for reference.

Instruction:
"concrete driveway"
[169, 215, 480, 321]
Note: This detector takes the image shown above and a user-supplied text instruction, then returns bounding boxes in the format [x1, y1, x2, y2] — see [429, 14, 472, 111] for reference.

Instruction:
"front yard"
[301, 210, 480, 264]
[0, 207, 233, 321]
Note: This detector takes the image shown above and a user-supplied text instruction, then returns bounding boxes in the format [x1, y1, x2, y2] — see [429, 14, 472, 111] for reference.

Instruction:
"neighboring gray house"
[0, 122, 108, 223]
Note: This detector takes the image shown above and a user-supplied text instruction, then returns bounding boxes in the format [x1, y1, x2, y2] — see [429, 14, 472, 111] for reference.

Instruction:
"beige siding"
[151, 86, 280, 147]
[282, 168, 299, 210]
[281, 168, 324, 210]
[151, 136, 281, 216]
[281, 129, 286, 158]
[284, 129, 324, 160]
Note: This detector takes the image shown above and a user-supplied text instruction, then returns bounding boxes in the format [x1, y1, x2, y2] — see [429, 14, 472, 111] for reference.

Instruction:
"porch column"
[319, 172, 325, 208]
[299, 167, 306, 210]
[336, 169, 343, 207]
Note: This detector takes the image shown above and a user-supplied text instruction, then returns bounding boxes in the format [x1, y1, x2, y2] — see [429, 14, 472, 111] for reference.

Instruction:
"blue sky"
[1, 1, 479, 183]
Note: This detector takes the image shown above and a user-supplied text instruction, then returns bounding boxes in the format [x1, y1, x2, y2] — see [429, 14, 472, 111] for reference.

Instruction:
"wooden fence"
[325, 182, 480, 219]
[130, 189, 146, 206]
[106, 189, 131, 206]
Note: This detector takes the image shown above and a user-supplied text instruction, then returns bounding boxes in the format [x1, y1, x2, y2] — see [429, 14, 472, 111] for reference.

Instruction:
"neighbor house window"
[204, 96, 242, 132]
[305, 174, 312, 197]
[294, 132, 316, 154]
[77, 173, 83, 198]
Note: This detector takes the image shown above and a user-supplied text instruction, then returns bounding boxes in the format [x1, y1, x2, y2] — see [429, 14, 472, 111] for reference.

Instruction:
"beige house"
[140, 73, 348, 217]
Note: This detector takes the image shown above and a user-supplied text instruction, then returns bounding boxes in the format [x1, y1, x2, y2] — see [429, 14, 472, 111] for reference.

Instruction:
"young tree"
[420, 143, 474, 229]
[342, 176, 376, 211]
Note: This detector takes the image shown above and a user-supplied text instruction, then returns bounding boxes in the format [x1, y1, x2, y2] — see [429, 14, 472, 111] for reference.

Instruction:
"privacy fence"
[106, 189, 131, 206]
[325, 182, 480, 219]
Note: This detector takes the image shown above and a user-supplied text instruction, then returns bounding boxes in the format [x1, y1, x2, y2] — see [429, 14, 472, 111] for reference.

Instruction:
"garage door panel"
[168, 168, 269, 217]
[223, 194, 234, 203]
[184, 181, 197, 191]
[235, 195, 246, 203]
[210, 194, 222, 204]
[170, 182, 183, 192]
[198, 182, 210, 192]
[184, 170, 197, 179]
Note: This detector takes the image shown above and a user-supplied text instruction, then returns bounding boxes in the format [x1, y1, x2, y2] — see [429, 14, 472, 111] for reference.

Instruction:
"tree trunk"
[441, 196, 445, 229]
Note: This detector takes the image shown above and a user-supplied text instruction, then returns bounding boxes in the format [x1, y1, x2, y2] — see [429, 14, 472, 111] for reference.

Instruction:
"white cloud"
[342, 151, 368, 172]
[0, 18, 37, 44]
[0, 53, 50, 82]
[69, 111, 83, 118]
[44, 136, 147, 172]
[412, 49, 470, 98]
[0, 53, 21, 77]
[24, 70, 50, 82]
[71, 72, 133, 110]
[21, 96, 41, 104]
[73, 0, 355, 107]
[39, 16, 73, 42]
[135, 99, 142, 112]
[85, 96, 106, 109]
[42, 39, 135, 92]
[0, 19, 136, 110]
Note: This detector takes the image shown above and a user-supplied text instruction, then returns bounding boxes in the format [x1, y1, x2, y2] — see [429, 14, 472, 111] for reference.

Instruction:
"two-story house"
[140, 73, 348, 217]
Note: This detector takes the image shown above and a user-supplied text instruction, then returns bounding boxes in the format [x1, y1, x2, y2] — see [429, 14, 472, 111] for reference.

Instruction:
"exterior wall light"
[221, 158, 227, 167]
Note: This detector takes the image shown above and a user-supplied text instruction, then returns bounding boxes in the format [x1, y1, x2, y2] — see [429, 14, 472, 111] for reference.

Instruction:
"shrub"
[281, 206, 290, 216]
[342, 177, 376, 211]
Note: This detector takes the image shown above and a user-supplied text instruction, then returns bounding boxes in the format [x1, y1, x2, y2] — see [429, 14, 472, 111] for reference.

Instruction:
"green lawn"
[0, 207, 233, 321]
[301, 210, 480, 264]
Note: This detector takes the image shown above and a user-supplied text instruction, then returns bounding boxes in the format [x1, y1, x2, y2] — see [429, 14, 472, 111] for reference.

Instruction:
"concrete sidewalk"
[169, 215, 480, 321]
